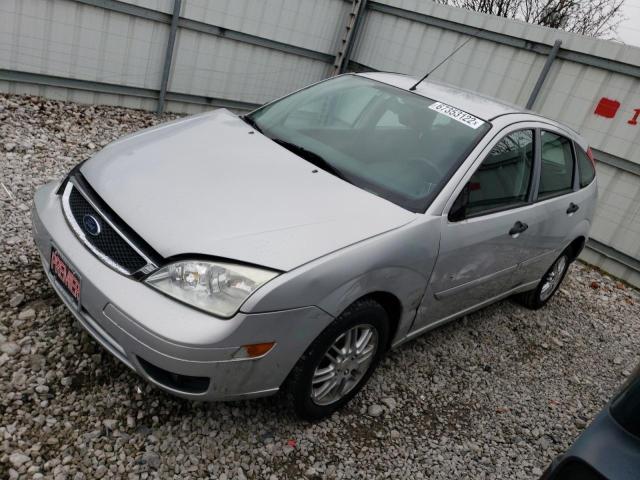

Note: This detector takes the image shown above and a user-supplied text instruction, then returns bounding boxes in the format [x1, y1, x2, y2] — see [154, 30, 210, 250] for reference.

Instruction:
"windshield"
[247, 75, 491, 212]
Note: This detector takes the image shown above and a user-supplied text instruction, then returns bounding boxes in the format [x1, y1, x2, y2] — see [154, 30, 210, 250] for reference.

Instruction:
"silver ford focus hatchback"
[32, 73, 597, 420]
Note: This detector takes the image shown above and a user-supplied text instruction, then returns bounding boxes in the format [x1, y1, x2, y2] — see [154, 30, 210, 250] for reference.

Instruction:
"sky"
[618, 0, 640, 46]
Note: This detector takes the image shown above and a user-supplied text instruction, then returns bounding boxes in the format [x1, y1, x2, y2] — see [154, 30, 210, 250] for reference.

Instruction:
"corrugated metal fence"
[1, 0, 639, 286]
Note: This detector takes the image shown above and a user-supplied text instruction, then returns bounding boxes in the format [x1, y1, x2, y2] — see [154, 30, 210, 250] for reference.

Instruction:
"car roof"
[357, 71, 525, 121]
[357, 71, 587, 147]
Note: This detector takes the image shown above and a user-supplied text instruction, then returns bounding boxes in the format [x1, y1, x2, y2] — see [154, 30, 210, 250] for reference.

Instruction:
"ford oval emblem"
[82, 214, 101, 236]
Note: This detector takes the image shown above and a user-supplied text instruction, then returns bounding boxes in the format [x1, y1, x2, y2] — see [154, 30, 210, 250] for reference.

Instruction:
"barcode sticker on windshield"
[429, 102, 484, 129]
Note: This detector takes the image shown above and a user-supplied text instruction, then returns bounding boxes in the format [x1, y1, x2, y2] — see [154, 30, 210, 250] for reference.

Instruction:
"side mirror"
[448, 183, 470, 222]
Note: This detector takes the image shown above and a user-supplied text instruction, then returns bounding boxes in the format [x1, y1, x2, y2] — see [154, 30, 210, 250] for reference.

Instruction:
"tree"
[434, 0, 626, 38]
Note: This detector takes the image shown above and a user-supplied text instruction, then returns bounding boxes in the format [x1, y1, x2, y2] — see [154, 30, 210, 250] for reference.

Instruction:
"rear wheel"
[285, 299, 389, 421]
[516, 251, 571, 310]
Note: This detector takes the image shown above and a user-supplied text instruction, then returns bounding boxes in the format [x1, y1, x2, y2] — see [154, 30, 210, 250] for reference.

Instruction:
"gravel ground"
[1, 93, 639, 480]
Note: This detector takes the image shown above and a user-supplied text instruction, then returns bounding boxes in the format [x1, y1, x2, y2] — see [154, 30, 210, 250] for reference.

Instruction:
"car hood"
[80, 109, 416, 271]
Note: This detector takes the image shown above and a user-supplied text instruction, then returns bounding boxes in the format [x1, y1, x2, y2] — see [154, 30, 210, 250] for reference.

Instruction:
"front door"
[415, 128, 539, 328]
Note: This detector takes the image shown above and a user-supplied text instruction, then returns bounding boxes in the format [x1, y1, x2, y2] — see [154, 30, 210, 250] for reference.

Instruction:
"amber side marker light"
[233, 342, 276, 359]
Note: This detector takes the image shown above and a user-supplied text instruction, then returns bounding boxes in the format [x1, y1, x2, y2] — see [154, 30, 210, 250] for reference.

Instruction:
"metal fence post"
[157, 0, 182, 113]
[526, 39, 562, 110]
[341, 0, 368, 74]
[331, 0, 369, 75]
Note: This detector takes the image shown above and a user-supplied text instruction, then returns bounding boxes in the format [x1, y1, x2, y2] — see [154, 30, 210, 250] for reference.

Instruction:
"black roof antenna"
[409, 28, 484, 91]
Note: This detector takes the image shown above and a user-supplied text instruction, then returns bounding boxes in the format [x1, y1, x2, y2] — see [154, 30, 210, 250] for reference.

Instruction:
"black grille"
[68, 186, 146, 273]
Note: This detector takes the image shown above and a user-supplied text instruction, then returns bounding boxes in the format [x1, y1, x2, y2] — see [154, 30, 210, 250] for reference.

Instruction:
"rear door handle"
[509, 221, 528, 237]
[566, 202, 580, 214]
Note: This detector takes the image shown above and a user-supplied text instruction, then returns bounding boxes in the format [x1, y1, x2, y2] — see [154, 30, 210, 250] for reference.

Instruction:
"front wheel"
[285, 299, 389, 421]
[516, 251, 570, 310]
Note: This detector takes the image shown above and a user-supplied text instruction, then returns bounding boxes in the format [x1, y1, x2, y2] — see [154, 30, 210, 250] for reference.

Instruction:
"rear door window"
[538, 131, 575, 199]
[576, 146, 596, 187]
[463, 129, 534, 217]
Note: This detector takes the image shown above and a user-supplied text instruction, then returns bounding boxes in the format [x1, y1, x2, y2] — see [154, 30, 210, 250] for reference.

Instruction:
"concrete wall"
[0, 0, 345, 112]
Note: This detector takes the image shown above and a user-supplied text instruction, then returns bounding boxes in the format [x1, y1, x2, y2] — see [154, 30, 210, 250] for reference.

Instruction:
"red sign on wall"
[594, 98, 639, 126]
[594, 98, 620, 118]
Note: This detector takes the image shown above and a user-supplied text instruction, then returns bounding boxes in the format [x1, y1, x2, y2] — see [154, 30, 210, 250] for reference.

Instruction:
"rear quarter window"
[576, 145, 596, 188]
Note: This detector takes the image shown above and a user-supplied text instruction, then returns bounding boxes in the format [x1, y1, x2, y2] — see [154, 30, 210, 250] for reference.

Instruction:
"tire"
[516, 250, 571, 310]
[285, 298, 389, 421]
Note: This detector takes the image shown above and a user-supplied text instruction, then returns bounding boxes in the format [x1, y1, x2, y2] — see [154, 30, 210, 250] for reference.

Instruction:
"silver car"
[32, 73, 597, 420]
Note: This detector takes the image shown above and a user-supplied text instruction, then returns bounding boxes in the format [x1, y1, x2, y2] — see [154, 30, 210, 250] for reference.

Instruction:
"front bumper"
[32, 181, 334, 401]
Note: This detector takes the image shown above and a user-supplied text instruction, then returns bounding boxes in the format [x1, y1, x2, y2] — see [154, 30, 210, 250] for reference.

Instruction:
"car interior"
[276, 84, 484, 202]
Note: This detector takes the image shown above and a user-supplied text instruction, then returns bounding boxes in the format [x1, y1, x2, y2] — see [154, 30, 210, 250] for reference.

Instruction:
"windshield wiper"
[271, 138, 350, 183]
[241, 115, 263, 134]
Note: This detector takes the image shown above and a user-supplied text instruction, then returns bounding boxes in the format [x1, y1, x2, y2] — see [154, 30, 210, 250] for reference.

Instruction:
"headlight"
[145, 260, 278, 318]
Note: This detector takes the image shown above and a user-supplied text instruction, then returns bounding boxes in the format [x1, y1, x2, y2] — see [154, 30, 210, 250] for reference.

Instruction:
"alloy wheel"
[540, 255, 568, 301]
[310, 324, 378, 406]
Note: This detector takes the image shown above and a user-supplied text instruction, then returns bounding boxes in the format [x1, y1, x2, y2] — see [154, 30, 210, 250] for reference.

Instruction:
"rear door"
[515, 128, 586, 284]
[419, 127, 542, 325]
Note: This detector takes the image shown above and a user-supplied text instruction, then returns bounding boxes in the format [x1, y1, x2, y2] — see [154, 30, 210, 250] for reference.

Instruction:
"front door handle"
[509, 221, 528, 237]
[566, 202, 580, 214]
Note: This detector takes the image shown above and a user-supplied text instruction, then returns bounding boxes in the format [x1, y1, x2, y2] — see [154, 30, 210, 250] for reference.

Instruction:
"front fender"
[241, 216, 442, 342]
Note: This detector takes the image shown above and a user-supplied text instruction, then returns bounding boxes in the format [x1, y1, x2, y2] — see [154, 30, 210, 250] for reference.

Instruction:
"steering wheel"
[405, 155, 447, 180]
[401, 156, 447, 196]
